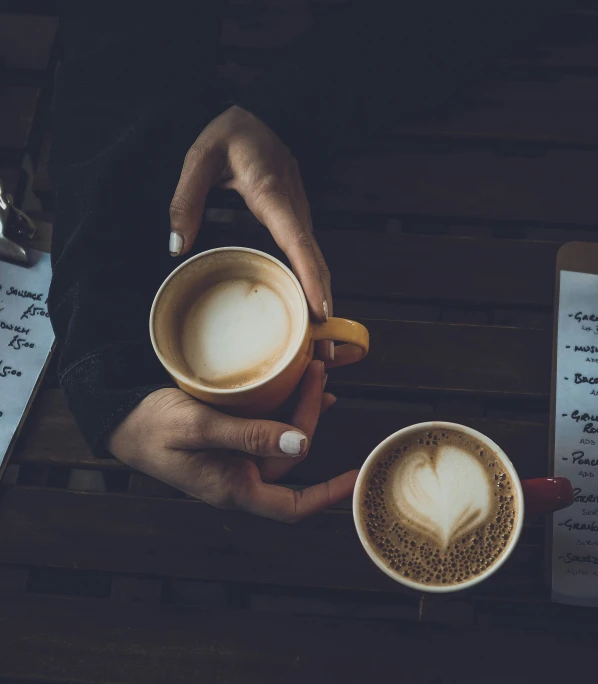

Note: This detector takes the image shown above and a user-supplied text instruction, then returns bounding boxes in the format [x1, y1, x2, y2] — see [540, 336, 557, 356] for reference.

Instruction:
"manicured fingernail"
[322, 373, 328, 391]
[279, 431, 306, 456]
[329, 341, 335, 361]
[323, 299, 329, 321]
[169, 231, 184, 256]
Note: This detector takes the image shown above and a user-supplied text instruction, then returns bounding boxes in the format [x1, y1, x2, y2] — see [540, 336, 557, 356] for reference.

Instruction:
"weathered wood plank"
[201, 225, 562, 307]
[0, 14, 57, 71]
[0, 487, 547, 600]
[9, 391, 122, 470]
[319, 232, 559, 306]
[1, 593, 594, 683]
[392, 73, 598, 147]
[311, 149, 598, 225]
[330, 319, 550, 398]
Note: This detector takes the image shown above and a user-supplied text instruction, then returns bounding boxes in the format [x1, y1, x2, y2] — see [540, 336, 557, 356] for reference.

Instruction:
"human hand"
[107, 361, 357, 522]
[169, 105, 334, 362]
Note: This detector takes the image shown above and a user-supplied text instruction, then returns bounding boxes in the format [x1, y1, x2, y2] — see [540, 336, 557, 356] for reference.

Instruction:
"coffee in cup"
[358, 425, 519, 589]
[354, 422, 574, 593]
[151, 247, 369, 415]
[178, 251, 303, 390]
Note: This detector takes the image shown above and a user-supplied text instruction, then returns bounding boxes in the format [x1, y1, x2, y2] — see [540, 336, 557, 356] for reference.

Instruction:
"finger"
[310, 238, 334, 363]
[191, 404, 309, 459]
[240, 470, 359, 523]
[169, 140, 226, 256]
[321, 393, 337, 414]
[290, 360, 327, 440]
[259, 361, 326, 483]
[243, 181, 329, 323]
[326, 342, 365, 369]
[259, 392, 336, 484]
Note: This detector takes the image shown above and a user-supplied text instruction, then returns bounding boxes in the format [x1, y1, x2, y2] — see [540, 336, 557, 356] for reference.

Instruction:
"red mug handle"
[521, 477, 574, 516]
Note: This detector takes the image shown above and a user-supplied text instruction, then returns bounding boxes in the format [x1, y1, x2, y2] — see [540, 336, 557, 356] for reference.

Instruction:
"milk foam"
[181, 278, 293, 387]
[360, 428, 519, 588]
[392, 445, 492, 549]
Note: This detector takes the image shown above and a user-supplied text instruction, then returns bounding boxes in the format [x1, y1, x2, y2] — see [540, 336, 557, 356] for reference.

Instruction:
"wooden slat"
[12, 391, 549, 483]
[0, 14, 57, 71]
[3, 216, 564, 310]
[0, 86, 39, 151]
[331, 320, 550, 397]
[392, 73, 598, 146]
[304, 232, 559, 307]
[201, 225, 561, 307]
[312, 149, 598, 225]
[1, 594, 594, 683]
[10, 391, 122, 470]
[0, 487, 547, 600]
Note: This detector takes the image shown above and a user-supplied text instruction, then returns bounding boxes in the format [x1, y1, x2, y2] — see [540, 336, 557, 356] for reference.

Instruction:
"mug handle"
[521, 477, 574, 516]
[312, 318, 370, 368]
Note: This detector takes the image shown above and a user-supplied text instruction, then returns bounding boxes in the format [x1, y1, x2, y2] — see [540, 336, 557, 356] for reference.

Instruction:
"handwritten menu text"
[0, 250, 54, 473]
[553, 270, 598, 606]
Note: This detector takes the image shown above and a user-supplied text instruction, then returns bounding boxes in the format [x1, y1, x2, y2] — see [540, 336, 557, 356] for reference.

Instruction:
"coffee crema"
[359, 428, 519, 588]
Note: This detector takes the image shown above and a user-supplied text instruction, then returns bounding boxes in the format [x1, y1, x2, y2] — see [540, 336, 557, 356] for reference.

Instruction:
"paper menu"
[0, 249, 54, 475]
[552, 268, 598, 606]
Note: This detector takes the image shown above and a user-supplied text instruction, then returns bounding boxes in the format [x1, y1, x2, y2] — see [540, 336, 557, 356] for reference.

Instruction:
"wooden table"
[1, 2, 598, 682]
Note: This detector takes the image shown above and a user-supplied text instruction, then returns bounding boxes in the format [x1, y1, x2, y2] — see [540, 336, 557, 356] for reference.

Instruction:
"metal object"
[0, 177, 36, 265]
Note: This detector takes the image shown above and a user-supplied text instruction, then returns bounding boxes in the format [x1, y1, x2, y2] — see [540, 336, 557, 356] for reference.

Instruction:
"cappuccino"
[358, 427, 519, 588]
[172, 250, 304, 390]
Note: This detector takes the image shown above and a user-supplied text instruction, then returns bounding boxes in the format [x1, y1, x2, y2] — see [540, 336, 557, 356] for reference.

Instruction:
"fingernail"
[323, 299, 329, 321]
[169, 231, 184, 256]
[329, 341, 335, 361]
[322, 373, 328, 391]
[279, 431, 306, 456]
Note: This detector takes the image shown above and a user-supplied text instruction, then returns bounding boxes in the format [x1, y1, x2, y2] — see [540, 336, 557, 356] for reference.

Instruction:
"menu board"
[552, 245, 598, 606]
[0, 249, 54, 476]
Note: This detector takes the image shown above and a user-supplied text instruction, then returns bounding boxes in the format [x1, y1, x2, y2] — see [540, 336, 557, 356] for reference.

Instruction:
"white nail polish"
[329, 341, 335, 361]
[169, 232, 184, 256]
[279, 431, 306, 456]
[323, 299, 329, 321]
[322, 374, 328, 391]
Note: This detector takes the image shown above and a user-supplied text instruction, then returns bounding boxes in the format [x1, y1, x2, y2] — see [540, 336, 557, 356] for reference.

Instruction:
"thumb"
[198, 407, 309, 459]
[169, 142, 226, 256]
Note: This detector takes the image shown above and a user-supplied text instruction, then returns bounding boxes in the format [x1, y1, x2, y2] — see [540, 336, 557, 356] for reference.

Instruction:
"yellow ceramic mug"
[150, 247, 369, 416]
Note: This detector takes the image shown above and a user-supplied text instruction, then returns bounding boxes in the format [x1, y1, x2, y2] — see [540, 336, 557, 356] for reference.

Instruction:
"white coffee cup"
[353, 421, 573, 594]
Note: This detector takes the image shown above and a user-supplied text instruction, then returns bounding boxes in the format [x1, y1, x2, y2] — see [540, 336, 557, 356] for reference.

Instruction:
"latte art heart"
[392, 445, 492, 549]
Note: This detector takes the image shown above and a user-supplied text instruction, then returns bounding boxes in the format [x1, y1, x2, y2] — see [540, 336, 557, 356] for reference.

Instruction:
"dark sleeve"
[235, 0, 568, 154]
[49, 5, 224, 456]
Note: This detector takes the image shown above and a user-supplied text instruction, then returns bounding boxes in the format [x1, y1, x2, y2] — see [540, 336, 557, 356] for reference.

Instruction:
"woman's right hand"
[107, 361, 358, 522]
[169, 104, 335, 363]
